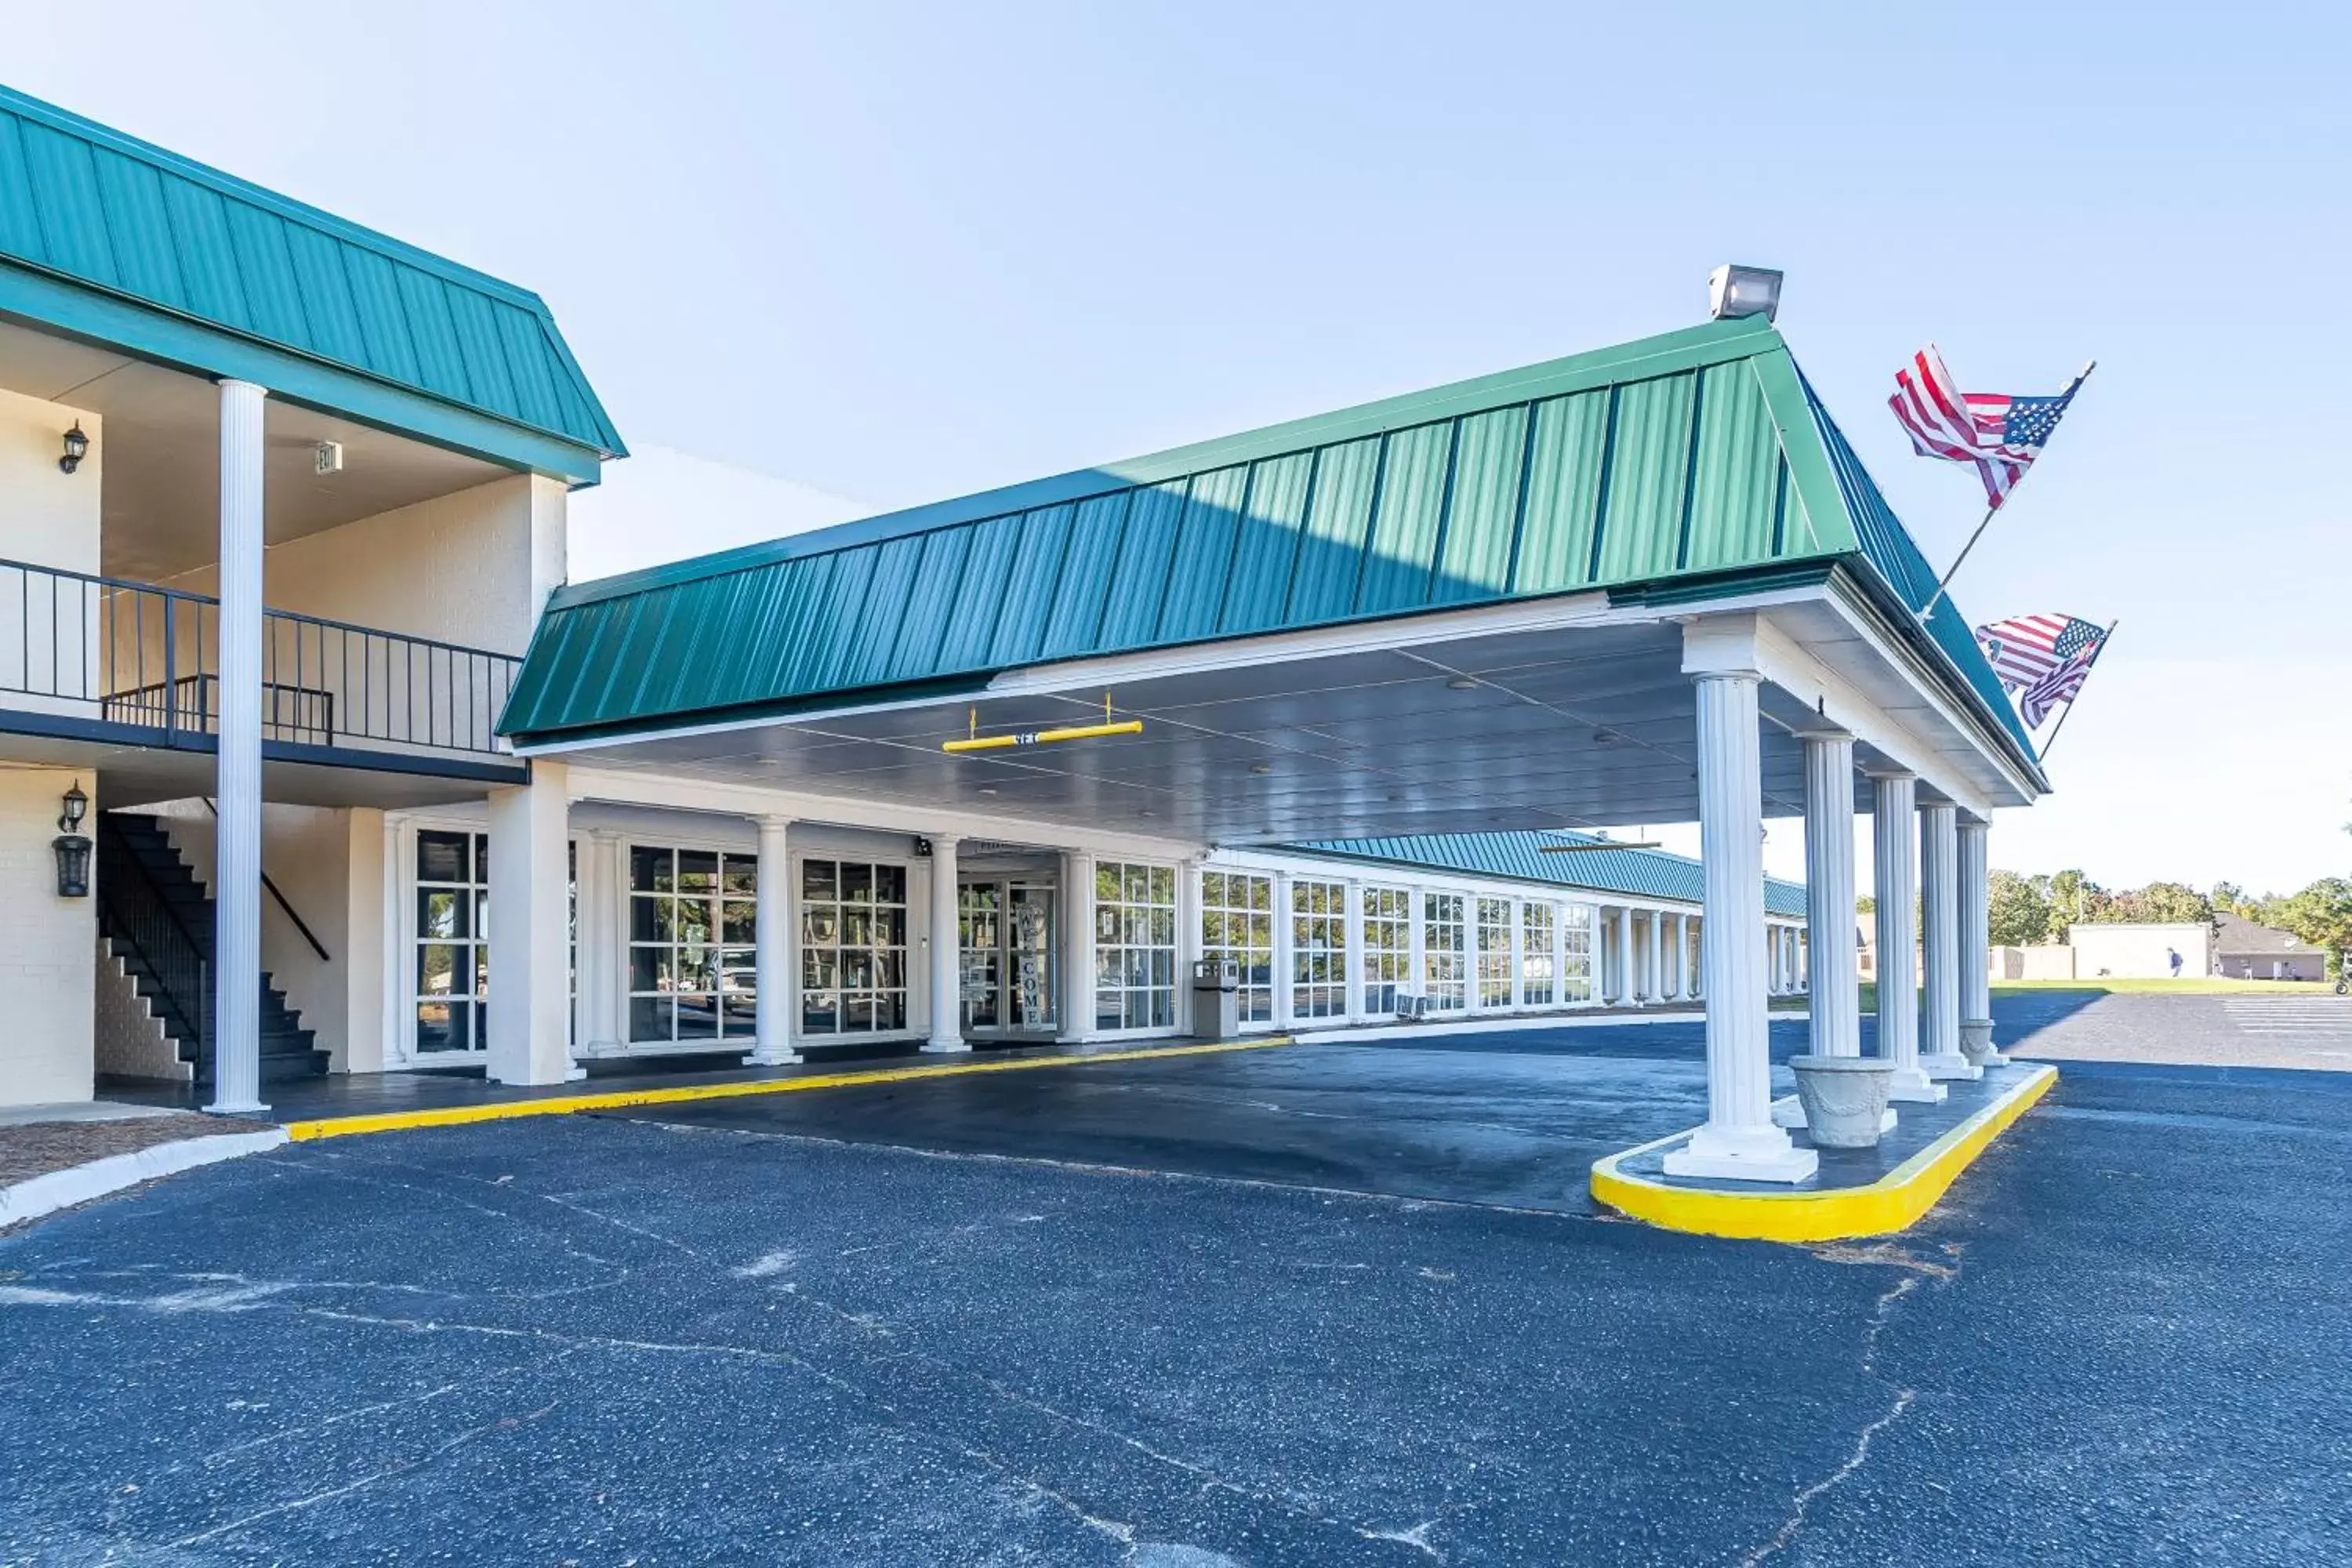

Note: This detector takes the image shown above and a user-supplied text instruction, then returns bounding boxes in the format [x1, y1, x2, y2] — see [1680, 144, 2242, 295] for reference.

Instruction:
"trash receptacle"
[1191, 959, 1240, 1040]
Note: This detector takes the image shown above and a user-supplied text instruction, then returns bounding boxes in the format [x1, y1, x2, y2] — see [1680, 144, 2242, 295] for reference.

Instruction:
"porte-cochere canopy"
[501, 313, 2034, 781]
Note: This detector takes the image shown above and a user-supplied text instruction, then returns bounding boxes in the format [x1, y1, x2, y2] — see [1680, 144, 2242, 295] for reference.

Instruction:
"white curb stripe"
[0, 1129, 289, 1229]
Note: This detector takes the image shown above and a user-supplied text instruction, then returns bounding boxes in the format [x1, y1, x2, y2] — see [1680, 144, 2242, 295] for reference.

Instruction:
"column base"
[1772, 1095, 1896, 1134]
[1959, 1019, 2007, 1067]
[1885, 1067, 1948, 1104]
[1918, 1052, 1984, 1082]
[742, 1047, 804, 1067]
[201, 1098, 270, 1117]
[920, 1038, 974, 1054]
[1663, 1123, 1820, 1184]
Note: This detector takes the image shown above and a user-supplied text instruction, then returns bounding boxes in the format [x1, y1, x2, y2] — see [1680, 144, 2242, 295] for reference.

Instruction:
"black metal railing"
[0, 555, 519, 758]
[95, 815, 212, 1068]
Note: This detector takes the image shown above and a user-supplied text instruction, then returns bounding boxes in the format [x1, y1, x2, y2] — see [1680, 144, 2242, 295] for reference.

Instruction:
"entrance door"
[959, 877, 1058, 1036]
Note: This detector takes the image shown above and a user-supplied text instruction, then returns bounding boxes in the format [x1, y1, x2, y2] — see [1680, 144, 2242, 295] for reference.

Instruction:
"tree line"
[1981, 871, 2352, 970]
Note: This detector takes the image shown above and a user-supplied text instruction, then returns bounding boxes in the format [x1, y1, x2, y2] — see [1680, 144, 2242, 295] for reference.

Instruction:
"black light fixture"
[59, 423, 89, 475]
[53, 780, 91, 898]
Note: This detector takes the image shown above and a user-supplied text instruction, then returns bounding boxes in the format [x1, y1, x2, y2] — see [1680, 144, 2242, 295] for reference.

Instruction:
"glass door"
[960, 884, 1003, 1030]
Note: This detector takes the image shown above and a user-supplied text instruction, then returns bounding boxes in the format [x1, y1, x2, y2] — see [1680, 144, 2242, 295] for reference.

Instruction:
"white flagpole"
[2032, 617, 2119, 763]
[1920, 360, 2096, 622]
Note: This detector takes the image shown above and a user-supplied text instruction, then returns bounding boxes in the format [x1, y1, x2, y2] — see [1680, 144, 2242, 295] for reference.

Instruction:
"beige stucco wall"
[147, 800, 386, 1073]
[0, 766, 98, 1105]
[156, 472, 566, 656]
[0, 384, 101, 573]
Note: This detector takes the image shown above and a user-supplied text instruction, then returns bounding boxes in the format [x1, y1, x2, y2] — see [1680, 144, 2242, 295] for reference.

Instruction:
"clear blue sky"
[11, 3, 2346, 891]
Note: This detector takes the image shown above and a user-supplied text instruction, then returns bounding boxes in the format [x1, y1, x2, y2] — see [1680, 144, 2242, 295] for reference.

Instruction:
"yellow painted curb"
[282, 1036, 1298, 1141]
[1589, 1064, 2057, 1243]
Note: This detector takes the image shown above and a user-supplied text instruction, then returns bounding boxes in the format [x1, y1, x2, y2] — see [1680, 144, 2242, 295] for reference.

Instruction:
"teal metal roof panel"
[1283, 830, 1809, 920]
[512, 314, 2039, 746]
[0, 83, 622, 463]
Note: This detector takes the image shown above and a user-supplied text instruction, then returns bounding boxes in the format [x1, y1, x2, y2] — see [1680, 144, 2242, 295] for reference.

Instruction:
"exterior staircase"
[96, 812, 328, 1085]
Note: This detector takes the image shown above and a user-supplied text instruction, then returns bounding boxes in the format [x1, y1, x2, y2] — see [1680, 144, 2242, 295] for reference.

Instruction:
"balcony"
[0, 555, 525, 782]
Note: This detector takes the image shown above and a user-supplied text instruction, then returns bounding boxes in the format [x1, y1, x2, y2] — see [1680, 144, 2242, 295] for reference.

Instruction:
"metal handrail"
[0, 553, 521, 758]
[95, 815, 212, 1058]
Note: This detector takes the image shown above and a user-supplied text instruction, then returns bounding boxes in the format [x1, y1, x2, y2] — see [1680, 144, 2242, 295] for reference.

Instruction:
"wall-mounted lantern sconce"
[59, 423, 90, 475]
[53, 780, 91, 898]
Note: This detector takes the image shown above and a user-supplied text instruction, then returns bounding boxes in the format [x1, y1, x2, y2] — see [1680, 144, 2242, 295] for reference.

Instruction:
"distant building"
[2212, 913, 2328, 982]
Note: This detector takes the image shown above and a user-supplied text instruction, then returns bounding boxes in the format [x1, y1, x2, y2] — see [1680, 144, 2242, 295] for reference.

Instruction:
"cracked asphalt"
[4, 994, 2350, 1566]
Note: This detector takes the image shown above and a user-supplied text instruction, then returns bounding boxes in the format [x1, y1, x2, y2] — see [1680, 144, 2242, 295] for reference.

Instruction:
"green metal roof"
[1283, 830, 1810, 919]
[503, 312, 2027, 770]
[0, 83, 622, 477]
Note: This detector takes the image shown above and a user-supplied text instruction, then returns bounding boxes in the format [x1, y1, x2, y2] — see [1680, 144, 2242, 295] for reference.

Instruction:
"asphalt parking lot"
[4, 991, 2350, 1566]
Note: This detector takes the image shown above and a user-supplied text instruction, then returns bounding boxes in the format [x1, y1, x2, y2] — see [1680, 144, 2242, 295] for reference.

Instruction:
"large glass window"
[1291, 878, 1347, 1019]
[1424, 892, 1466, 1011]
[1522, 902, 1556, 1006]
[1095, 862, 1176, 1031]
[1362, 887, 1411, 1014]
[416, 829, 487, 1053]
[1563, 903, 1595, 1002]
[1476, 898, 1515, 1007]
[800, 859, 909, 1035]
[630, 846, 759, 1044]
[1200, 871, 1275, 1024]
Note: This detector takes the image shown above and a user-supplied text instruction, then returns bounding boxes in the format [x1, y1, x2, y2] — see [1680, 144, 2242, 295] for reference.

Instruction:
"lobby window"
[1522, 902, 1556, 1006]
[1291, 878, 1347, 1019]
[629, 846, 759, 1045]
[1200, 871, 1274, 1024]
[1424, 893, 1466, 1011]
[1563, 904, 1595, 1002]
[1362, 886, 1410, 1014]
[1476, 898, 1515, 1007]
[1095, 861, 1176, 1031]
[416, 829, 487, 1053]
[800, 859, 909, 1036]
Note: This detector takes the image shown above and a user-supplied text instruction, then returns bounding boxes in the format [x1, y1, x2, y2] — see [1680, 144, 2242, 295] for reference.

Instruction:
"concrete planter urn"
[1788, 1055, 1896, 1149]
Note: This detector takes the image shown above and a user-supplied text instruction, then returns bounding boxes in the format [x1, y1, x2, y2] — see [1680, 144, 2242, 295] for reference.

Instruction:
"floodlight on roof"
[1708, 264, 1783, 323]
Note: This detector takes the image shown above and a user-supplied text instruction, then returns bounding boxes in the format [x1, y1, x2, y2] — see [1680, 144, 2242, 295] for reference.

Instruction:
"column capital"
[1861, 764, 1917, 782]
[746, 812, 794, 832]
[216, 376, 269, 398]
[1792, 726, 1855, 744]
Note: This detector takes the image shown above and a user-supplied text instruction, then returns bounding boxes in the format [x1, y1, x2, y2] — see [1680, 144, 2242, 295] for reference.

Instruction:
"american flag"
[1889, 346, 2085, 510]
[1976, 614, 2108, 728]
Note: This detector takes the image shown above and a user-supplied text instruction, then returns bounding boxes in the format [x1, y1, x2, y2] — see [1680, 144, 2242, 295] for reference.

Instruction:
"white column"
[1615, 905, 1635, 1005]
[1342, 878, 1366, 1021]
[1271, 872, 1295, 1030]
[924, 834, 967, 1052]
[1871, 771, 1943, 1103]
[1917, 801, 1977, 1080]
[1802, 734, 1861, 1060]
[1508, 896, 1526, 1009]
[486, 759, 579, 1086]
[1687, 916, 1701, 1000]
[1645, 909, 1663, 1004]
[205, 378, 269, 1114]
[1958, 818, 2004, 1065]
[1667, 669, 1815, 1181]
[743, 816, 800, 1065]
[1058, 851, 1094, 1043]
[575, 829, 622, 1055]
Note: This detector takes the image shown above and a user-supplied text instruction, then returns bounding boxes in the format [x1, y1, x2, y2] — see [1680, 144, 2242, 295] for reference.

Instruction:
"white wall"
[0, 766, 97, 1105]
[2067, 923, 2212, 980]
[0, 386, 104, 719]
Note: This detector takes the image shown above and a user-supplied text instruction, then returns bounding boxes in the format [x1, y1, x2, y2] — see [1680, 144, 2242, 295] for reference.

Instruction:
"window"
[1424, 893, 1466, 1011]
[1362, 886, 1411, 1014]
[1201, 871, 1275, 1024]
[1094, 861, 1176, 1031]
[1562, 903, 1595, 1003]
[629, 846, 759, 1044]
[416, 829, 488, 1053]
[1291, 878, 1348, 1019]
[1522, 902, 1556, 1006]
[1477, 898, 1515, 1007]
[800, 858, 909, 1036]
